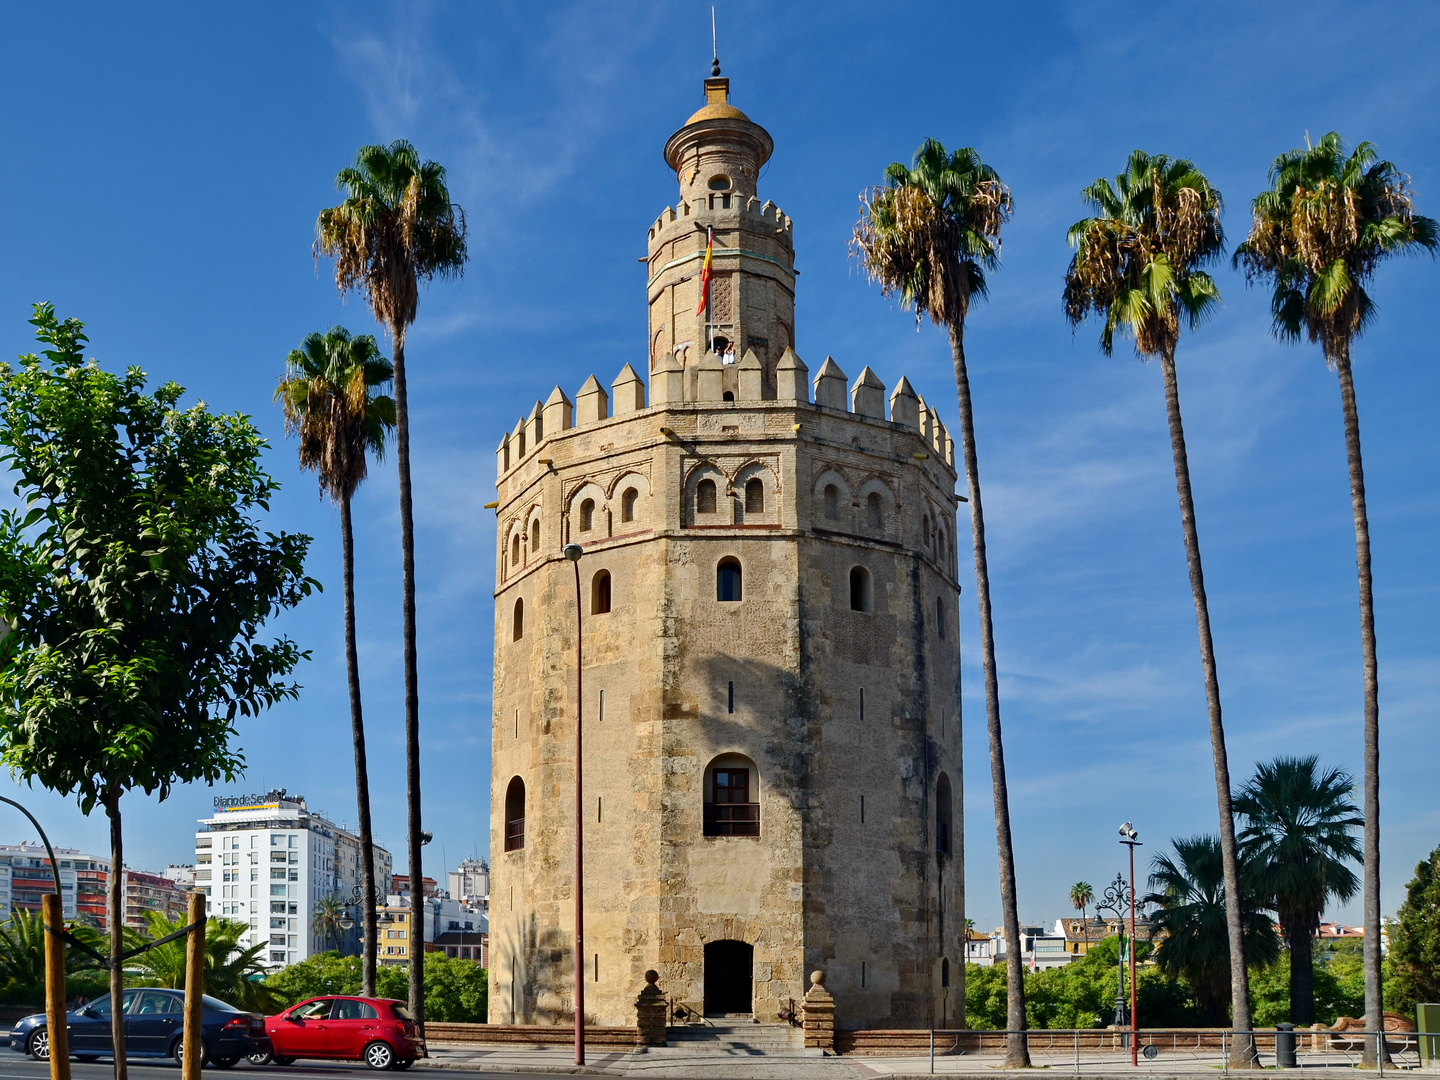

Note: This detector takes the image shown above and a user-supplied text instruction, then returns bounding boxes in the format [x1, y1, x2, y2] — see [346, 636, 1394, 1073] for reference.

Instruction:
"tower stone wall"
[488, 72, 964, 1032]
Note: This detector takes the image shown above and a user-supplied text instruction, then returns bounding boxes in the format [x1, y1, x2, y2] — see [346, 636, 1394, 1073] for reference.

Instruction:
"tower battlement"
[495, 355, 956, 482]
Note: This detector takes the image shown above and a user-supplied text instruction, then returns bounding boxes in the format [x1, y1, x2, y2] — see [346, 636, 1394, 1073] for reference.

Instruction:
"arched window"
[621, 488, 638, 523]
[591, 570, 611, 615]
[697, 478, 717, 515]
[922, 514, 931, 547]
[717, 557, 742, 602]
[530, 518, 540, 552]
[942, 957, 950, 988]
[579, 498, 594, 532]
[722, 391, 735, 402]
[936, 596, 946, 639]
[703, 754, 759, 837]
[512, 598, 524, 641]
[745, 478, 764, 514]
[850, 566, 872, 613]
[823, 484, 839, 519]
[936, 773, 953, 855]
[511, 533, 521, 568]
[504, 777, 526, 852]
[866, 491, 882, 529]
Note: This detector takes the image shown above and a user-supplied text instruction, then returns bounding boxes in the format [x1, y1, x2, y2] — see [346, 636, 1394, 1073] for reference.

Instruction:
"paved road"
[0, 1056, 534, 1080]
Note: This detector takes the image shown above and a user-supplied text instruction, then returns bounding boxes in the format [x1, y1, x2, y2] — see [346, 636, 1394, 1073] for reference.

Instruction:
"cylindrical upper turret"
[646, 69, 794, 400]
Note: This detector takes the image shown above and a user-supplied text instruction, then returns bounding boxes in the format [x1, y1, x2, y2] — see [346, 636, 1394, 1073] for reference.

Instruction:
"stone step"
[668, 1023, 805, 1053]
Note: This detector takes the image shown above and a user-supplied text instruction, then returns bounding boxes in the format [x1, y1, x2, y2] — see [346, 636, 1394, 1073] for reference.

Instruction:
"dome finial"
[710, 6, 721, 76]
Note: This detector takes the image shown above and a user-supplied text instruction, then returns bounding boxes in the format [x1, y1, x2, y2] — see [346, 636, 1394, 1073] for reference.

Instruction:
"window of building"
[621, 488, 638, 523]
[867, 491, 883, 529]
[697, 478, 717, 515]
[936, 596, 946, 639]
[722, 390, 735, 402]
[936, 773, 953, 856]
[745, 478, 764, 514]
[716, 558, 742, 602]
[703, 755, 760, 837]
[708, 175, 731, 191]
[512, 598, 524, 641]
[530, 518, 540, 552]
[850, 567, 872, 613]
[942, 957, 950, 988]
[823, 484, 839, 519]
[579, 498, 594, 532]
[504, 777, 526, 852]
[591, 570, 611, 614]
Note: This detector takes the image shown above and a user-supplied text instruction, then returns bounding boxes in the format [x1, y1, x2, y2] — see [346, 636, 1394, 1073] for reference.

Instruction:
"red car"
[254, 997, 423, 1070]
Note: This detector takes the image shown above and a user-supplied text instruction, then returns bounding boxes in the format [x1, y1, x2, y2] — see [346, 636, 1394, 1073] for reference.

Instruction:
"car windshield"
[85, 991, 139, 1017]
[202, 995, 240, 1012]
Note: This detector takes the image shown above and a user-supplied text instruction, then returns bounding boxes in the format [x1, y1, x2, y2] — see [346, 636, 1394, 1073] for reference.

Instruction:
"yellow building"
[377, 905, 413, 967]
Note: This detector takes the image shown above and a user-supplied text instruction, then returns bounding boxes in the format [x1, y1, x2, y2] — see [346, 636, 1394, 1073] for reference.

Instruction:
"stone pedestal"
[635, 970, 667, 1047]
[802, 970, 835, 1052]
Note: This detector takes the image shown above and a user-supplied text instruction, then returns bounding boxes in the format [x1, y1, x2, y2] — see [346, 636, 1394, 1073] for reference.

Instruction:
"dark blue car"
[9, 988, 268, 1067]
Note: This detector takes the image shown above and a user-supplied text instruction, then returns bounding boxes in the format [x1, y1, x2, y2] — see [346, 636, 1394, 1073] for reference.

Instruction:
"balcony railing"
[703, 802, 759, 837]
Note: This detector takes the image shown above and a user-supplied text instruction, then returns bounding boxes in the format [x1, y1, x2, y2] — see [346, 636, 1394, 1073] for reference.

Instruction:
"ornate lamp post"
[563, 542, 586, 1067]
[1119, 823, 1142, 1067]
[1096, 873, 1132, 1031]
[337, 884, 394, 952]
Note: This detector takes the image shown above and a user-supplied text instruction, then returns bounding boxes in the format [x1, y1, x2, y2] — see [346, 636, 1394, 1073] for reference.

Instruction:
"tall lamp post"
[1119, 823, 1142, 1067]
[562, 542, 586, 1067]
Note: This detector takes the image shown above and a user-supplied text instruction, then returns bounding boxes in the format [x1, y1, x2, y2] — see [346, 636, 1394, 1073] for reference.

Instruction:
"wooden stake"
[41, 893, 70, 1080]
[182, 891, 206, 1080]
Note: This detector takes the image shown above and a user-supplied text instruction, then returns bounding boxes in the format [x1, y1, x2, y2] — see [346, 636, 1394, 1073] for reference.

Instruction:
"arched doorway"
[703, 939, 753, 1015]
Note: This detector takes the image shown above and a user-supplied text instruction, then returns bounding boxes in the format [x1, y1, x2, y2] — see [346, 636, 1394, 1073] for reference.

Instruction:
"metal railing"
[702, 802, 759, 836]
[892, 1028, 1430, 1074]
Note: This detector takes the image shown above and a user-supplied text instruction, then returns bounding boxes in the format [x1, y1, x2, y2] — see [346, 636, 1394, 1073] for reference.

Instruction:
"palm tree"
[124, 912, 276, 1013]
[1233, 756, 1363, 1025]
[0, 908, 103, 995]
[1145, 836, 1280, 1025]
[312, 894, 349, 955]
[276, 327, 394, 996]
[1070, 882, 1095, 951]
[1234, 133, 1436, 1054]
[317, 141, 466, 1027]
[1063, 151, 1259, 1064]
[853, 138, 1024, 1065]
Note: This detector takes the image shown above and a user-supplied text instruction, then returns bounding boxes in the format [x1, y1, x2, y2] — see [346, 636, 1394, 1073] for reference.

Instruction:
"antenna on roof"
[711, 6, 720, 76]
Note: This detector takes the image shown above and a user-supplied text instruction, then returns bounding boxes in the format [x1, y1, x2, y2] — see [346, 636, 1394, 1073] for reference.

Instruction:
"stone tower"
[488, 68, 964, 1032]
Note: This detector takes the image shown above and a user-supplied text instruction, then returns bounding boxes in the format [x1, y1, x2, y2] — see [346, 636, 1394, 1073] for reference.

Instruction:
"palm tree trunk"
[340, 495, 379, 998]
[947, 321, 1028, 1067]
[1286, 915, 1316, 1026]
[1158, 350, 1256, 1066]
[105, 789, 128, 1080]
[1332, 342, 1383, 1066]
[390, 322, 425, 1032]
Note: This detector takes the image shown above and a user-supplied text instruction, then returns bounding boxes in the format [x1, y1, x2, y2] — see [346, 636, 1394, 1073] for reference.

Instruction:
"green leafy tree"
[0, 908, 105, 1004]
[853, 138, 1020, 1062]
[316, 141, 467, 1027]
[1234, 133, 1437, 1048]
[123, 912, 275, 1012]
[1233, 756, 1362, 1024]
[276, 328, 393, 994]
[1064, 152, 1259, 1063]
[264, 952, 363, 1005]
[1389, 842, 1440, 1013]
[0, 305, 314, 1078]
[264, 952, 486, 1022]
[1145, 835, 1281, 1024]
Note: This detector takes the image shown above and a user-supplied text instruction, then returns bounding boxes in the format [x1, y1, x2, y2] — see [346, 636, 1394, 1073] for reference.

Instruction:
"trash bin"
[1276, 1023, 1297, 1068]
[1419, 1004, 1440, 1066]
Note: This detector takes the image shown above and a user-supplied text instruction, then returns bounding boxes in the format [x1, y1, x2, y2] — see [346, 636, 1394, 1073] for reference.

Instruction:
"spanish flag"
[695, 227, 713, 316]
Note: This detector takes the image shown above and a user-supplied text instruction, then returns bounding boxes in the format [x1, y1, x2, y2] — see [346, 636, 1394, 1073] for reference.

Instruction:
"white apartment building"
[194, 789, 391, 970]
[0, 843, 88, 922]
[446, 858, 489, 908]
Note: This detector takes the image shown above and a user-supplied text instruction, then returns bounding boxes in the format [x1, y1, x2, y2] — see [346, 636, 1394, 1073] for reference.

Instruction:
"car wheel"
[245, 1049, 274, 1066]
[363, 1041, 395, 1070]
[393, 1059, 414, 1071]
[26, 1029, 50, 1062]
[271, 1056, 294, 1067]
[212, 1058, 240, 1069]
[172, 1038, 209, 1068]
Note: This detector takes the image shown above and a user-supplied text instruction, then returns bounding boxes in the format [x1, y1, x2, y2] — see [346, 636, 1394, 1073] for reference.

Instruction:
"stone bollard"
[802, 970, 836, 1053]
[635, 970, 667, 1047]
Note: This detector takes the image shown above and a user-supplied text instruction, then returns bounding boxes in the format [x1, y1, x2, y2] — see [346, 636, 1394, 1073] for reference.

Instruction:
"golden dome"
[684, 100, 752, 125]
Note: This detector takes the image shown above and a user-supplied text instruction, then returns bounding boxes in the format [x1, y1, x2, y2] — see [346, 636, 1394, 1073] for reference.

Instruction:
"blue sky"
[0, 1, 1435, 934]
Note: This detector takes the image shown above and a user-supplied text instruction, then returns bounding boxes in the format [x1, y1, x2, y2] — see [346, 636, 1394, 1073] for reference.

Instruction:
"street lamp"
[1119, 823, 1142, 1067]
[562, 542, 586, 1068]
[1096, 873, 1131, 1031]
